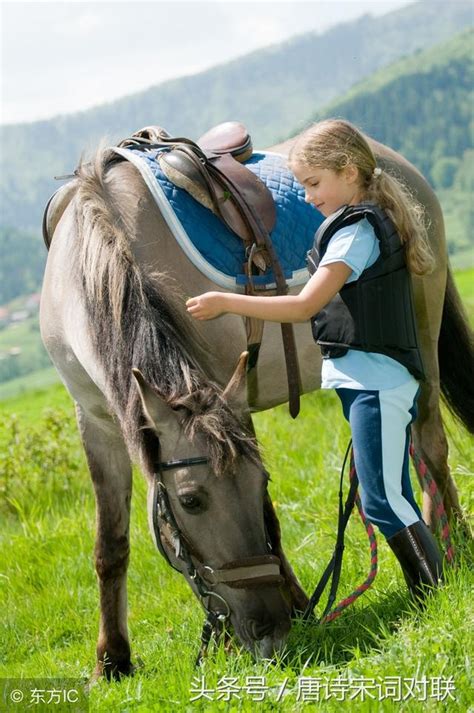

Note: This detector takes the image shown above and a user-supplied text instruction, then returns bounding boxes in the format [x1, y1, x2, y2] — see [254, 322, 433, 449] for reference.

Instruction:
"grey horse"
[40, 129, 473, 678]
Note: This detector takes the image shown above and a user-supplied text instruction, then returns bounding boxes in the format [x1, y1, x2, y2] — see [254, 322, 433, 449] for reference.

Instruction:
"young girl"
[186, 119, 443, 599]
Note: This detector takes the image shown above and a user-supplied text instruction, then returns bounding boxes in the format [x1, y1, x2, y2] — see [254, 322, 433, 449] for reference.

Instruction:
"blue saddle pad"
[114, 147, 324, 288]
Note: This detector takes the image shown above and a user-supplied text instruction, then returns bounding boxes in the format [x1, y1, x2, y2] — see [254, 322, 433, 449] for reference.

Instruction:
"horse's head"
[132, 354, 300, 658]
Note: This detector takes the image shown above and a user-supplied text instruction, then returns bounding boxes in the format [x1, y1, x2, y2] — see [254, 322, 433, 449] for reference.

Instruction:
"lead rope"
[409, 442, 455, 564]
[321, 450, 378, 623]
[303, 440, 361, 622]
[314, 440, 454, 625]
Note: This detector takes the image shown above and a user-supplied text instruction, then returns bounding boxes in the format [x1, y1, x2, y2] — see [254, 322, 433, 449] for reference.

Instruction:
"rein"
[303, 438, 455, 625]
[303, 440, 363, 622]
[151, 452, 283, 665]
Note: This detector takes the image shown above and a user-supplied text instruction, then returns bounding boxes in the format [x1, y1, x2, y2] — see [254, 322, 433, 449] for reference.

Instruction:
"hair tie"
[373, 167, 382, 178]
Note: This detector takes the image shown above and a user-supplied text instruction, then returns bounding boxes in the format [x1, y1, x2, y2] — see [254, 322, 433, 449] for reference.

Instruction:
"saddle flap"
[158, 148, 276, 244]
[158, 149, 256, 245]
[158, 151, 214, 213]
[211, 153, 276, 233]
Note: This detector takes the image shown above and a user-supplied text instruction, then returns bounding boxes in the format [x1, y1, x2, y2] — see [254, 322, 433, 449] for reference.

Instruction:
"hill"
[308, 29, 473, 263]
[312, 29, 473, 186]
[0, 1, 471, 232]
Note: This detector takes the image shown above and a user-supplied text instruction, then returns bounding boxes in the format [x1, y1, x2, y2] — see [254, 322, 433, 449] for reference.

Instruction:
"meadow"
[0, 271, 473, 712]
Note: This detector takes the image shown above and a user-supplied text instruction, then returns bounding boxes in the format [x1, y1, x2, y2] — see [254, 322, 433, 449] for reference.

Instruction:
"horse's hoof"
[89, 658, 136, 684]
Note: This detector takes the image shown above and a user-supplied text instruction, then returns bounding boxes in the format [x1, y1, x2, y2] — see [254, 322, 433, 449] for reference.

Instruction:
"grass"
[0, 385, 473, 712]
[0, 269, 473, 711]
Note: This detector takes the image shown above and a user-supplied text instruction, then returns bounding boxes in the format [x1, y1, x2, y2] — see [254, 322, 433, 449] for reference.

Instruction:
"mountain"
[306, 29, 473, 263]
[0, 1, 472, 232]
[309, 29, 473, 185]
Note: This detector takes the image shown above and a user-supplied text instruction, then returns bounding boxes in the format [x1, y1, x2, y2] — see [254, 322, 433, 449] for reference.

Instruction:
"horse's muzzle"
[235, 609, 291, 659]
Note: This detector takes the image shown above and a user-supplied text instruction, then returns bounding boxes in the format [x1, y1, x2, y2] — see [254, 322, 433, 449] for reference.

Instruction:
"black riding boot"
[387, 520, 443, 600]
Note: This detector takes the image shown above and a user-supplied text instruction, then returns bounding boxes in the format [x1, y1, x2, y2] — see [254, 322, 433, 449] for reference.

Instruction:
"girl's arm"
[186, 261, 352, 322]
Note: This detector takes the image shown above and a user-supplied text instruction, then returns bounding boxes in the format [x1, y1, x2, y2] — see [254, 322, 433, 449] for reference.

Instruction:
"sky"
[1, 0, 415, 125]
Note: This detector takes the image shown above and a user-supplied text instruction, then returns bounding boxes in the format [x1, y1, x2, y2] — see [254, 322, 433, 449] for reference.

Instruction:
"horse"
[40, 127, 474, 679]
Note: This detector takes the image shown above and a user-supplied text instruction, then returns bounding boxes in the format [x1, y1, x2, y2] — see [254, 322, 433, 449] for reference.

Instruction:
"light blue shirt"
[318, 218, 417, 390]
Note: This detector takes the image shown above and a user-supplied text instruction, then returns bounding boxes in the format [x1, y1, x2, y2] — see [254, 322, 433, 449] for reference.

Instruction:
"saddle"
[118, 122, 275, 272]
[118, 122, 302, 417]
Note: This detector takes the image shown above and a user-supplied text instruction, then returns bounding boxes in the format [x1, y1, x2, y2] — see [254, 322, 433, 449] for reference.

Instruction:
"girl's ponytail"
[366, 169, 435, 276]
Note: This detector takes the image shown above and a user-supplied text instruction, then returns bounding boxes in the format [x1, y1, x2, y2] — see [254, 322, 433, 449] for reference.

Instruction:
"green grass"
[0, 269, 473, 711]
[1, 383, 473, 711]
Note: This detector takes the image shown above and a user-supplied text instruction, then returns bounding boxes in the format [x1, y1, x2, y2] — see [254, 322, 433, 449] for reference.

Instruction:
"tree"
[431, 157, 461, 189]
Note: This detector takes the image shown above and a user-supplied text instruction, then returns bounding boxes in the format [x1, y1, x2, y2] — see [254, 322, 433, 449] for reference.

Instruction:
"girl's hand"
[186, 292, 226, 320]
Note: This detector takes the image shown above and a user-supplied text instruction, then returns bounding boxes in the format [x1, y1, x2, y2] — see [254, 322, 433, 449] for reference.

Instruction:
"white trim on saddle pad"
[112, 146, 310, 291]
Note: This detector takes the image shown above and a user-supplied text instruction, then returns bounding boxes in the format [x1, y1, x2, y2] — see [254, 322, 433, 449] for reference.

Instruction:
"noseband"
[152, 453, 283, 664]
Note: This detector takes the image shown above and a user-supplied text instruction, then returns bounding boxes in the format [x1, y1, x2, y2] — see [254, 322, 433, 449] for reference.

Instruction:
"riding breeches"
[336, 380, 423, 539]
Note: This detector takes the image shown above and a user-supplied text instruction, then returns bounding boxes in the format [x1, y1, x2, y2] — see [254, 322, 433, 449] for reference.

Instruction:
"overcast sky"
[1, 0, 415, 125]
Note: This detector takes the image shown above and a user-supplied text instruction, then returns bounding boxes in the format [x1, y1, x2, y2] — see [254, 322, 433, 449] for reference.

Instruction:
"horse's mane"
[72, 147, 259, 474]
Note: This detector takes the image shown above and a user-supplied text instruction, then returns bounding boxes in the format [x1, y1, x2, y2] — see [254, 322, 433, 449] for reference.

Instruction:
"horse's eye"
[179, 494, 202, 512]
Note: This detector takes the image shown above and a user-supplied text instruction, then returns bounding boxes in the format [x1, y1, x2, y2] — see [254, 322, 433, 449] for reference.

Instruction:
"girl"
[186, 119, 443, 600]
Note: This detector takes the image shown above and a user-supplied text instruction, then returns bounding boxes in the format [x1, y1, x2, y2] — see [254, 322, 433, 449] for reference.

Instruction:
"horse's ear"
[222, 352, 248, 410]
[132, 368, 180, 436]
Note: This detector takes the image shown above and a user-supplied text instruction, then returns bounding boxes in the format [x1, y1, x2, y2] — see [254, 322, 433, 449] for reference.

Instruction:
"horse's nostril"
[248, 618, 273, 640]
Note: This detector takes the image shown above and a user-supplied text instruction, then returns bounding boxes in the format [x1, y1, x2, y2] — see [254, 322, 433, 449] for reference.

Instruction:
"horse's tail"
[438, 266, 474, 434]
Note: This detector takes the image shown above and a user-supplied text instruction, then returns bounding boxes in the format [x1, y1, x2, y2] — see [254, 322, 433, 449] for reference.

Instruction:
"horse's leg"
[412, 379, 463, 529]
[410, 248, 465, 531]
[75, 403, 134, 680]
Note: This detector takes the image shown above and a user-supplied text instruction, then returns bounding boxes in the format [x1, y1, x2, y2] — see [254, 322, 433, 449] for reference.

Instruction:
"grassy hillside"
[313, 30, 473, 184]
[1, 27, 472, 310]
[0, 21, 472, 393]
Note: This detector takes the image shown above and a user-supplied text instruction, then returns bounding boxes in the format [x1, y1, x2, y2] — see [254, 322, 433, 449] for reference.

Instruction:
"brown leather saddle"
[117, 122, 302, 417]
[118, 122, 275, 272]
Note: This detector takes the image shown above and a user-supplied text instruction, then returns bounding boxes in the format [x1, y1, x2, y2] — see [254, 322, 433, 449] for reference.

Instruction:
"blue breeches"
[336, 380, 423, 539]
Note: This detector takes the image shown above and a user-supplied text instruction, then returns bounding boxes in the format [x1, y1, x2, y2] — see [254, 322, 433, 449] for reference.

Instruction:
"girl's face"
[291, 161, 364, 217]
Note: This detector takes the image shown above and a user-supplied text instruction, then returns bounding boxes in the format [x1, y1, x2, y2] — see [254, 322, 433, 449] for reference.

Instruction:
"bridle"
[151, 451, 284, 665]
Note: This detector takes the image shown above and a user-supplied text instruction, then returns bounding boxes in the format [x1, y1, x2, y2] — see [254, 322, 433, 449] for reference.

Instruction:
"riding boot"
[387, 520, 443, 600]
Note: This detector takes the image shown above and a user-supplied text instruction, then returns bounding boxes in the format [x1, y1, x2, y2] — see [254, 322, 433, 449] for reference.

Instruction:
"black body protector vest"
[306, 203, 425, 380]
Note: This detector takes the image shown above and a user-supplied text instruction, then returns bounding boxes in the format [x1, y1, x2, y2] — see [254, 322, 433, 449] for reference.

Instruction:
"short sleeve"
[319, 218, 379, 282]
